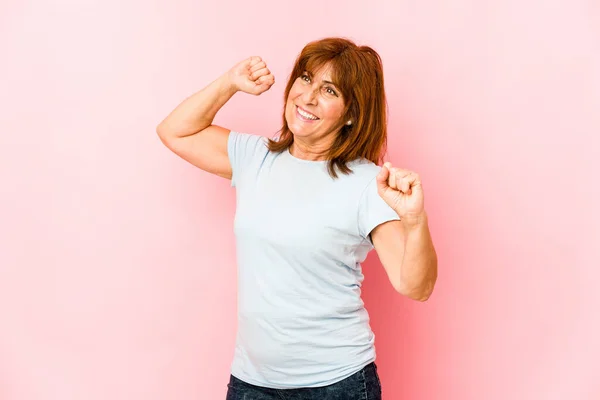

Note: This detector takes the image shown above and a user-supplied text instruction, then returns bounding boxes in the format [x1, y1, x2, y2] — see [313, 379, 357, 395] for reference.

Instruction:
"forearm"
[157, 73, 238, 139]
[399, 213, 438, 301]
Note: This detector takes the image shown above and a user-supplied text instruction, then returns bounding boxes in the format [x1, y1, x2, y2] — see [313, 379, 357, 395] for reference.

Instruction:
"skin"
[279, 61, 438, 301]
[284, 63, 347, 161]
[373, 164, 438, 301]
[157, 55, 437, 301]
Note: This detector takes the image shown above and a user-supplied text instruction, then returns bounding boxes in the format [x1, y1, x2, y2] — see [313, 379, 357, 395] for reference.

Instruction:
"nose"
[301, 85, 318, 105]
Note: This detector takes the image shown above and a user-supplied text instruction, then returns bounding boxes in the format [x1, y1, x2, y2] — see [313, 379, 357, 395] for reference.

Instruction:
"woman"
[157, 37, 438, 400]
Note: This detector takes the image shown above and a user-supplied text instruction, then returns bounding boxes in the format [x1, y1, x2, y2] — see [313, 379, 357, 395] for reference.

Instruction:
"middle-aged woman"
[157, 37, 438, 400]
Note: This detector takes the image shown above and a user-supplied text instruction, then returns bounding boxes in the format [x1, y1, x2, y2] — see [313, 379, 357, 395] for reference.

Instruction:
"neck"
[290, 136, 335, 161]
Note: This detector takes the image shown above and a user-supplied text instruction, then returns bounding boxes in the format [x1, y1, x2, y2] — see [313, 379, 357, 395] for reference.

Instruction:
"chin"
[286, 124, 305, 137]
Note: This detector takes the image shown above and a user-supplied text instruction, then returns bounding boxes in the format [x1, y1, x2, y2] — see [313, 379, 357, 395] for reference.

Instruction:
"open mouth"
[296, 105, 319, 121]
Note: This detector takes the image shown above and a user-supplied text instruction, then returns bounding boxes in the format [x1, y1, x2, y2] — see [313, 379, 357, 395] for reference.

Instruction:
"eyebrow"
[319, 78, 339, 89]
[305, 71, 339, 88]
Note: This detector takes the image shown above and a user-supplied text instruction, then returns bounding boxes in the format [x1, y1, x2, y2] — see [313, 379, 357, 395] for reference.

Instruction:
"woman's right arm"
[156, 57, 274, 179]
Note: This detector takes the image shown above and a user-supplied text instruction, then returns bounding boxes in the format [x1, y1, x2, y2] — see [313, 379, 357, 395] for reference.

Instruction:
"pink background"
[1, 0, 599, 399]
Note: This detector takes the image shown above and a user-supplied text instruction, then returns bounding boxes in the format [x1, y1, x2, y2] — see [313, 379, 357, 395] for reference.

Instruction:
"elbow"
[156, 118, 179, 140]
[156, 124, 177, 147]
[399, 259, 438, 302]
[414, 292, 433, 302]
[396, 275, 437, 302]
[398, 286, 433, 302]
[156, 123, 169, 140]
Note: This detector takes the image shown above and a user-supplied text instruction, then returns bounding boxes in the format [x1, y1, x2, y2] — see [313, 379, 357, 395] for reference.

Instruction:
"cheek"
[288, 86, 302, 100]
[322, 102, 345, 120]
[285, 96, 296, 112]
[285, 96, 297, 121]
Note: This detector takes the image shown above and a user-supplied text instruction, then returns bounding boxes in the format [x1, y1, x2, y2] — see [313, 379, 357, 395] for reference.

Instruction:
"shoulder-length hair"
[267, 37, 388, 179]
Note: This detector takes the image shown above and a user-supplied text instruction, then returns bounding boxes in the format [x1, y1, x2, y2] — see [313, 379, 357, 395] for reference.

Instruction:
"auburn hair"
[267, 37, 388, 179]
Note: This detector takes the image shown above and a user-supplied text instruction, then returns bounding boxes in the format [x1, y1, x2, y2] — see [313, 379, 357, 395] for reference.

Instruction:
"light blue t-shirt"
[227, 130, 400, 389]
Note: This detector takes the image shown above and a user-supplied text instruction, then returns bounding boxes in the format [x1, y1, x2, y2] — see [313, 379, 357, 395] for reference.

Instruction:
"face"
[284, 63, 346, 144]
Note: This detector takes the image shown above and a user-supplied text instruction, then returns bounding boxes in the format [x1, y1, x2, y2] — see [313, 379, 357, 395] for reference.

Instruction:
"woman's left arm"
[371, 163, 438, 301]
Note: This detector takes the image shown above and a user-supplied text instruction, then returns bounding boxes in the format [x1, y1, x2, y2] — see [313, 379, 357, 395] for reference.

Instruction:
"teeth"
[297, 107, 318, 120]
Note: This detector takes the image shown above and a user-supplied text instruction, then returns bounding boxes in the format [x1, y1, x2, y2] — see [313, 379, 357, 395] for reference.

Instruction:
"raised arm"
[156, 57, 275, 179]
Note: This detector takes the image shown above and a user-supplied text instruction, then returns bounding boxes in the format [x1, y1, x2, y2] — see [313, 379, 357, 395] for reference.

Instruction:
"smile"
[296, 105, 319, 121]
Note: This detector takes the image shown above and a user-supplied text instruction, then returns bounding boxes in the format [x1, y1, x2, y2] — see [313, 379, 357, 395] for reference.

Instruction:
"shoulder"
[228, 131, 272, 160]
[229, 130, 270, 148]
[327, 158, 384, 202]
[346, 158, 383, 187]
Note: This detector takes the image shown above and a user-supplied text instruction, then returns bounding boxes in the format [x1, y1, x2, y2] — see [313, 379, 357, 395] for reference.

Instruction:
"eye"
[300, 74, 310, 82]
[325, 87, 338, 96]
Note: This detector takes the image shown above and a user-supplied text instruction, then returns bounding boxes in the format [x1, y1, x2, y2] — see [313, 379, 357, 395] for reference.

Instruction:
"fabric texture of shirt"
[227, 130, 400, 389]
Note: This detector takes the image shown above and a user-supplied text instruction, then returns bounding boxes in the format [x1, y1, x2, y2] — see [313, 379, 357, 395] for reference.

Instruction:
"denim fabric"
[225, 362, 382, 400]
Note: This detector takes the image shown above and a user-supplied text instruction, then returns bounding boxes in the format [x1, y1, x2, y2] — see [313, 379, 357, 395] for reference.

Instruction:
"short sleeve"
[227, 130, 267, 187]
[357, 175, 401, 245]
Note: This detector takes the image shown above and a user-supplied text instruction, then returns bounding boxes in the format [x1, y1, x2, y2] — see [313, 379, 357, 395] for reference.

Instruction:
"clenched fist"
[228, 56, 275, 96]
[376, 162, 425, 220]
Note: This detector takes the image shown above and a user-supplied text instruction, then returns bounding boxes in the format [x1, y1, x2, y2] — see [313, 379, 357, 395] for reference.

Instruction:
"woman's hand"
[227, 56, 275, 96]
[376, 162, 426, 220]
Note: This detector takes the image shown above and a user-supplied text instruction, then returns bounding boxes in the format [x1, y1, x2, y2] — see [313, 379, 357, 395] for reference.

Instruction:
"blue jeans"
[226, 362, 382, 400]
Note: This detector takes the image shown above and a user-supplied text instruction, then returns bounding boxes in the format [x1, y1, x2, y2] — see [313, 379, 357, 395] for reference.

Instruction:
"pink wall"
[1, 1, 598, 399]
